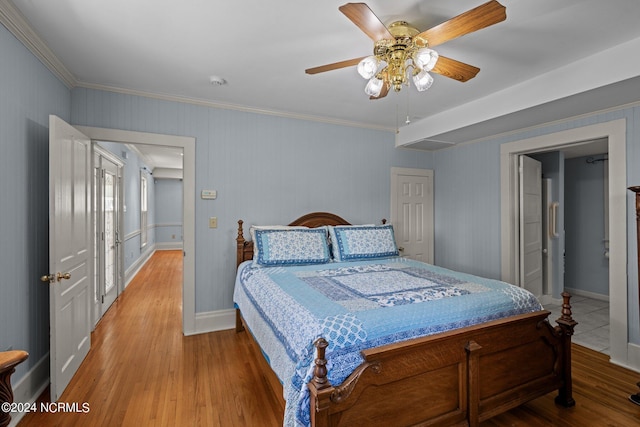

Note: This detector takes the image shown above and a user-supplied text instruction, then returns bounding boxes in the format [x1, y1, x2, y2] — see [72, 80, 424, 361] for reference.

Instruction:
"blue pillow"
[254, 227, 330, 266]
[329, 224, 399, 261]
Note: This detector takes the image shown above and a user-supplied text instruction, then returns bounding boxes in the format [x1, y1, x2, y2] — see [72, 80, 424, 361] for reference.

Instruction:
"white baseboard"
[8, 353, 50, 427]
[563, 287, 609, 302]
[188, 309, 235, 336]
[155, 242, 183, 251]
[124, 248, 155, 288]
[625, 342, 640, 373]
[610, 342, 640, 374]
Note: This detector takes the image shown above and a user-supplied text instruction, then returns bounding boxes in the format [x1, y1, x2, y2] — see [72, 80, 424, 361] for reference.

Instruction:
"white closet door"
[391, 168, 434, 263]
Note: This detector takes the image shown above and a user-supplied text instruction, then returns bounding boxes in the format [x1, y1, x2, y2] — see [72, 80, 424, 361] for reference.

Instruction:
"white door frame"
[93, 145, 125, 326]
[500, 118, 630, 369]
[75, 126, 197, 335]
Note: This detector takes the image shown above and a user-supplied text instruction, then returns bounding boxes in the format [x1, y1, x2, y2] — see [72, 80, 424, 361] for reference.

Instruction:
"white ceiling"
[127, 143, 183, 172]
[5, 0, 640, 166]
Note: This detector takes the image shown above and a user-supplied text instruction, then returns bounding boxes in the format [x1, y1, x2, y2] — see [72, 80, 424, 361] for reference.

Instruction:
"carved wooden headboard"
[235, 212, 351, 267]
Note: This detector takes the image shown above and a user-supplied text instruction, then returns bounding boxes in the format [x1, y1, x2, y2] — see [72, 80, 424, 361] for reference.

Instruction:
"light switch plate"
[209, 217, 218, 228]
[201, 190, 217, 199]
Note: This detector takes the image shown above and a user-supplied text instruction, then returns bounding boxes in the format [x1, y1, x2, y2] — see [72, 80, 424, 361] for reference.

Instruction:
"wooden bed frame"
[235, 212, 577, 427]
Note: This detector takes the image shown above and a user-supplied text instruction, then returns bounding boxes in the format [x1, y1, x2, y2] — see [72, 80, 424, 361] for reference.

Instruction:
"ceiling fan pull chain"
[405, 89, 411, 124]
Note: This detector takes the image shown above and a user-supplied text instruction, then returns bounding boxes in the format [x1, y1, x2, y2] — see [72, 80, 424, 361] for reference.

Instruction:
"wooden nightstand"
[0, 350, 29, 427]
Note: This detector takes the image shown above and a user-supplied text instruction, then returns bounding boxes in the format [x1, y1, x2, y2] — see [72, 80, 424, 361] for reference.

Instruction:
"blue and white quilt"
[233, 257, 542, 427]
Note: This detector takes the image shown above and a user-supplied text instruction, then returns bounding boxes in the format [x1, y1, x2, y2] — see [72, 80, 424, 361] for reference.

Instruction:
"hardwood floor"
[18, 250, 640, 426]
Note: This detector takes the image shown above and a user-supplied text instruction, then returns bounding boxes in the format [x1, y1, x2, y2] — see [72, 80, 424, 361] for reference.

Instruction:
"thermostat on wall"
[201, 190, 217, 200]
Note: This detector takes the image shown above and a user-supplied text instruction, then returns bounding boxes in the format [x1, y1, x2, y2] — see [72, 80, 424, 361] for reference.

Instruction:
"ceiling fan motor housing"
[374, 21, 425, 91]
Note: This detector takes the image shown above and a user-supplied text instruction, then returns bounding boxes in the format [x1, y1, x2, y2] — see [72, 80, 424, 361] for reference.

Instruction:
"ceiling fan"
[305, 1, 506, 99]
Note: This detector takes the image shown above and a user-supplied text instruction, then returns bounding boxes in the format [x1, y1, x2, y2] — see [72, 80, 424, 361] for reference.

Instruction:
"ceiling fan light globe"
[365, 77, 383, 97]
[357, 56, 379, 79]
[415, 48, 439, 71]
[413, 70, 434, 92]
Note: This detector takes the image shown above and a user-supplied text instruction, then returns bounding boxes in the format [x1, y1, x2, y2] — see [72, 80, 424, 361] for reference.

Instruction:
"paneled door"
[44, 115, 92, 401]
[390, 167, 434, 263]
[519, 155, 543, 298]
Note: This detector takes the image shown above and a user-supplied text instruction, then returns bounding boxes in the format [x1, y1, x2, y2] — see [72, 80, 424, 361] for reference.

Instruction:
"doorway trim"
[75, 125, 197, 335]
[500, 118, 628, 368]
[93, 145, 125, 326]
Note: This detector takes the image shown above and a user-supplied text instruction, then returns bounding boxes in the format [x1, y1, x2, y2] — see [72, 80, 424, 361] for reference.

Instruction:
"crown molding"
[77, 80, 397, 133]
[0, 0, 76, 88]
[0, 0, 394, 133]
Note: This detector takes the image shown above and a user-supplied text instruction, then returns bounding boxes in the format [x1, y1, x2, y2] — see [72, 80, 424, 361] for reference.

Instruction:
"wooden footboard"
[309, 293, 576, 427]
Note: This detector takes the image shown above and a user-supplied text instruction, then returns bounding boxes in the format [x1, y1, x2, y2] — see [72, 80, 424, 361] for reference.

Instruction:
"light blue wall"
[565, 156, 609, 297]
[433, 139, 503, 279]
[70, 87, 434, 312]
[0, 24, 71, 378]
[155, 178, 183, 245]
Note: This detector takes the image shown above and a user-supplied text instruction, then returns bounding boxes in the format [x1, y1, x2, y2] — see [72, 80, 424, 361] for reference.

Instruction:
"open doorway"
[528, 140, 610, 354]
[76, 125, 197, 335]
[91, 140, 185, 329]
[499, 119, 629, 369]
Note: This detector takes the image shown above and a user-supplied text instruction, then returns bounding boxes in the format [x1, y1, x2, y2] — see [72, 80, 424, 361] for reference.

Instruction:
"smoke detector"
[209, 75, 227, 86]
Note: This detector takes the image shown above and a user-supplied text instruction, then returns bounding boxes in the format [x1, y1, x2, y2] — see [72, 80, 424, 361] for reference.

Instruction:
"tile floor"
[544, 296, 610, 354]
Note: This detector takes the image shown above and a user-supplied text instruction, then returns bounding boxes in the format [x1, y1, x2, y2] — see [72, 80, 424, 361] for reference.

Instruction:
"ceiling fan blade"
[369, 81, 390, 100]
[416, 0, 506, 48]
[431, 56, 480, 82]
[305, 57, 367, 74]
[339, 3, 394, 41]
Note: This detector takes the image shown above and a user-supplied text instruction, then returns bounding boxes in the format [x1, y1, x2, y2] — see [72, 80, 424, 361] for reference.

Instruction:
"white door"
[390, 168, 434, 263]
[45, 115, 92, 401]
[519, 155, 543, 297]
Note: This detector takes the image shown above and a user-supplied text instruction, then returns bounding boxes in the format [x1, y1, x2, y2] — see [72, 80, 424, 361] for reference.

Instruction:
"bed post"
[235, 309, 245, 333]
[236, 219, 246, 268]
[236, 220, 247, 332]
[554, 291, 577, 407]
[308, 338, 332, 426]
[466, 340, 482, 427]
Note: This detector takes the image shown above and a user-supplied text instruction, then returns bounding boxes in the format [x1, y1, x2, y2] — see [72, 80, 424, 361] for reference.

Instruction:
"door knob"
[41, 274, 55, 283]
[56, 272, 71, 282]
[42, 272, 71, 283]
